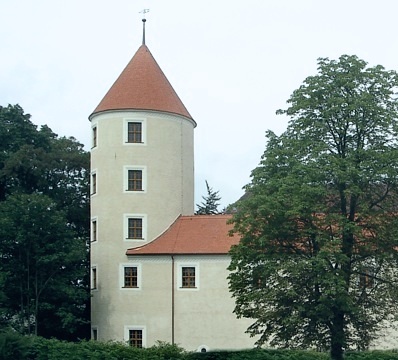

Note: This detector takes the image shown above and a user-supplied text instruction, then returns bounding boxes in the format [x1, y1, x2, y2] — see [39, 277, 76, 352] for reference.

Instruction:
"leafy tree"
[228, 55, 398, 360]
[0, 104, 90, 340]
[196, 180, 222, 214]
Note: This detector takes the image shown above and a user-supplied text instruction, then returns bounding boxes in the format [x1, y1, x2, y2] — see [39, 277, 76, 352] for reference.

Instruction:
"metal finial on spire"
[139, 9, 150, 45]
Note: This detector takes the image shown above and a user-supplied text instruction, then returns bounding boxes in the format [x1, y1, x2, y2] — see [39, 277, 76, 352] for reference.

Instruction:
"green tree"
[196, 180, 222, 214]
[228, 55, 398, 360]
[0, 104, 90, 340]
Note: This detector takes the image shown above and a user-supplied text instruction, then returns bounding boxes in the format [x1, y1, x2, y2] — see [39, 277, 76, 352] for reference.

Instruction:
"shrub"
[0, 331, 32, 360]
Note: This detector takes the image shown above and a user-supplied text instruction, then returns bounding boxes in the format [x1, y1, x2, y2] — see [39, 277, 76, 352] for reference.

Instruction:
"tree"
[0, 194, 87, 337]
[228, 55, 398, 360]
[196, 180, 222, 214]
[0, 104, 90, 340]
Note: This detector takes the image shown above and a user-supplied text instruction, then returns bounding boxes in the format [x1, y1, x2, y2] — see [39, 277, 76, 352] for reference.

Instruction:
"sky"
[1, 0, 398, 209]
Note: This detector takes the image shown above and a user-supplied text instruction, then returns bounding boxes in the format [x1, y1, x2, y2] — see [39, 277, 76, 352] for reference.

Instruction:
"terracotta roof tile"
[90, 45, 194, 121]
[126, 215, 240, 256]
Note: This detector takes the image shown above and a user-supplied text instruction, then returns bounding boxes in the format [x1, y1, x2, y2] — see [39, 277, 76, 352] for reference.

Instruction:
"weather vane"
[139, 9, 150, 19]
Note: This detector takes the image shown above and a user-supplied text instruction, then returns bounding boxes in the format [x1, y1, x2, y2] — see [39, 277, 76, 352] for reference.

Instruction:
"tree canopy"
[0, 104, 90, 340]
[228, 55, 398, 360]
[196, 180, 222, 215]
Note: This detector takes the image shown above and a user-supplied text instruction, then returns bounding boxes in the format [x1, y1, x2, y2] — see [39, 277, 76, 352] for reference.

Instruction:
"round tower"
[89, 27, 196, 341]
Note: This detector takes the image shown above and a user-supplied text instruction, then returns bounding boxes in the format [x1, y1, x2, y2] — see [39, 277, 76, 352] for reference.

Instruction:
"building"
[89, 20, 255, 351]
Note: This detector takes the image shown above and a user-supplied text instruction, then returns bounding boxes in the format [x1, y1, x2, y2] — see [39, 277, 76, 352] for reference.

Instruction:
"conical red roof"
[90, 44, 193, 121]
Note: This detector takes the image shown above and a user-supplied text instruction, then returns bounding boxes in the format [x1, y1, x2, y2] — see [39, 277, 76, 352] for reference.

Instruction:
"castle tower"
[89, 20, 196, 342]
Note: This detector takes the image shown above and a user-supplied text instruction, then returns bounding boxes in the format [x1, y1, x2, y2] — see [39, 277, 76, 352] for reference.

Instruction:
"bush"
[0, 331, 32, 360]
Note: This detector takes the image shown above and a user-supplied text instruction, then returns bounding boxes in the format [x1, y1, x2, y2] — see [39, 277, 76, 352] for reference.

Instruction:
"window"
[92, 328, 98, 341]
[120, 264, 141, 289]
[128, 170, 142, 191]
[92, 126, 97, 148]
[124, 119, 146, 145]
[124, 267, 138, 288]
[182, 267, 196, 288]
[124, 214, 146, 241]
[91, 172, 97, 195]
[128, 218, 142, 239]
[124, 166, 146, 193]
[91, 267, 97, 290]
[129, 329, 142, 347]
[178, 263, 199, 290]
[127, 122, 142, 143]
[124, 326, 146, 347]
[91, 219, 97, 242]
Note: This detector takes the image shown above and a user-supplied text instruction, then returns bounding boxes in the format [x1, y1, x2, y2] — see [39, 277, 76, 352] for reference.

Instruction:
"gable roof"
[126, 215, 240, 256]
[90, 44, 194, 122]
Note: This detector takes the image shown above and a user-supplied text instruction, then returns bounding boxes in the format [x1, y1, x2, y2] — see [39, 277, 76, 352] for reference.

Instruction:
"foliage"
[0, 331, 32, 360]
[196, 180, 222, 215]
[228, 55, 398, 360]
[0, 104, 90, 340]
[31, 337, 186, 360]
[2, 333, 398, 360]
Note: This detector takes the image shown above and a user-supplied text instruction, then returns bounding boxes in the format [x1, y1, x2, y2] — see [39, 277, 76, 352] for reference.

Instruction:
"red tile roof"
[126, 215, 240, 256]
[90, 45, 194, 121]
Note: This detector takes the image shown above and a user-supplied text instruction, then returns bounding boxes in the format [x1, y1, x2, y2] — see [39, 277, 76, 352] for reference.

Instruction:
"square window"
[128, 218, 143, 239]
[182, 267, 196, 288]
[124, 267, 138, 288]
[127, 122, 142, 143]
[128, 170, 142, 191]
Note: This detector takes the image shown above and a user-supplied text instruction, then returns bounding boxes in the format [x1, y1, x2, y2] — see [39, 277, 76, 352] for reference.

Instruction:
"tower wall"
[90, 109, 195, 341]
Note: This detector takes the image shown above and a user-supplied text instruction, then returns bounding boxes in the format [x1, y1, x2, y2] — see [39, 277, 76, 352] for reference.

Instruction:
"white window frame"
[124, 325, 146, 347]
[177, 263, 200, 291]
[91, 216, 98, 243]
[120, 263, 142, 290]
[91, 169, 98, 196]
[123, 118, 146, 145]
[123, 166, 147, 193]
[124, 214, 147, 242]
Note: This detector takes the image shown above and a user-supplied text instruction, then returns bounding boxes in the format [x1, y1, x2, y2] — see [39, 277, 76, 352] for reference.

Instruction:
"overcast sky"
[1, 0, 398, 208]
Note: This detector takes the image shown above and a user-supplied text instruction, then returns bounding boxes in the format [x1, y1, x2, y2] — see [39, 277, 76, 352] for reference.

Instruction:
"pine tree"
[196, 180, 221, 215]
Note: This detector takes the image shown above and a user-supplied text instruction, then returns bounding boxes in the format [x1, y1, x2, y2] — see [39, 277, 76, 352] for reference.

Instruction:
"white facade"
[90, 110, 197, 344]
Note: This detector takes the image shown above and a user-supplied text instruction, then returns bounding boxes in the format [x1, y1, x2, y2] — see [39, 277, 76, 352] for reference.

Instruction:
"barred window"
[182, 267, 196, 288]
[129, 329, 143, 348]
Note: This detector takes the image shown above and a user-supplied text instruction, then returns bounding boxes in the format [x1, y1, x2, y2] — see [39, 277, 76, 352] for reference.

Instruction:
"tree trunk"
[330, 311, 345, 360]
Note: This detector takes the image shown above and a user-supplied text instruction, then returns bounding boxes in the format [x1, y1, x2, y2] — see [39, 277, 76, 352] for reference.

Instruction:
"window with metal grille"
[124, 267, 138, 288]
[127, 122, 142, 143]
[128, 170, 142, 191]
[128, 218, 143, 239]
[182, 267, 196, 288]
[129, 329, 143, 347]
